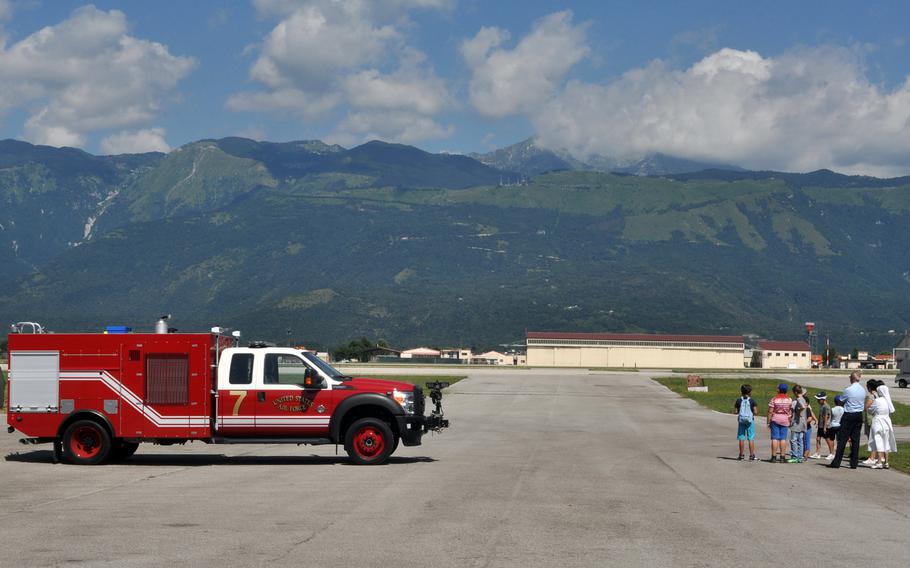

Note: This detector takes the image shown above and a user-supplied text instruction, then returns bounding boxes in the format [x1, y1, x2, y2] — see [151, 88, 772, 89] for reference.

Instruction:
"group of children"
[735, 383, 844, 463]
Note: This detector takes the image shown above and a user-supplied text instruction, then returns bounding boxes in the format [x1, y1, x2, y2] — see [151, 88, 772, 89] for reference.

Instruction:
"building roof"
[758, 341, 811, 351]
[477, 350, 506, 358]
[402, 347, 441, 356]
[526, 331, 744, 344]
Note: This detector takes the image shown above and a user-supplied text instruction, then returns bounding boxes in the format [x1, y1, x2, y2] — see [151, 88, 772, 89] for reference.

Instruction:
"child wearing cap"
[810, 391, 833, 459]
[826, 395, 845, 460]
[767, 383, 792, 463]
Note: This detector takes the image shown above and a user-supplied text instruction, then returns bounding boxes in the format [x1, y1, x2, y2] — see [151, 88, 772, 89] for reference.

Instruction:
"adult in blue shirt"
[828, 371, 866, 469]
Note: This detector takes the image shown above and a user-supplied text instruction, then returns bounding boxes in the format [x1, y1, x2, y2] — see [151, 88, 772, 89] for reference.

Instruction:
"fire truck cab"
[5, 323, 449, 465]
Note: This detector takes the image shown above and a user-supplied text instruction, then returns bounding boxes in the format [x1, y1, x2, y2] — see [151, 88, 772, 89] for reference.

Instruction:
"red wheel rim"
[70, 425, 103, 459]
[353, 426, 385, 459]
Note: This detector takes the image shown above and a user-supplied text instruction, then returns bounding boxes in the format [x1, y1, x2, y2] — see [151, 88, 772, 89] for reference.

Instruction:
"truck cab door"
[216, 352, 257, 436]
[255, 353, 334, 437]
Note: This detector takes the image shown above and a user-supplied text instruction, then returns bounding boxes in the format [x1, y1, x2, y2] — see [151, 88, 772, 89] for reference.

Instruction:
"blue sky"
[1, 1, 909, 175]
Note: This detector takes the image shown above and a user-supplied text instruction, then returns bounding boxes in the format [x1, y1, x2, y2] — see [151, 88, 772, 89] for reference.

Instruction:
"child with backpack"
[735, 384, 759, 461]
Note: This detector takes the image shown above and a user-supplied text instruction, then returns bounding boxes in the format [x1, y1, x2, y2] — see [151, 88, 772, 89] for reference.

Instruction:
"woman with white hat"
[868, 381, 897, 469]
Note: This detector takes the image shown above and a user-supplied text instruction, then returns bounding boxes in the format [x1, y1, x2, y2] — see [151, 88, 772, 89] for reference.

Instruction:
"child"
[811, 391, 834, 458]
[767, 383, 792, 463]
[826, 395, 845, 460]
[802, 389, 817, 460]
[788, 385, 808, 463]
[735, 384, 759, 461]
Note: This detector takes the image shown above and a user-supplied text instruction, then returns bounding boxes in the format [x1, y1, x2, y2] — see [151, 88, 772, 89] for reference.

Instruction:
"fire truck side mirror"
[303, 368, 325, 389]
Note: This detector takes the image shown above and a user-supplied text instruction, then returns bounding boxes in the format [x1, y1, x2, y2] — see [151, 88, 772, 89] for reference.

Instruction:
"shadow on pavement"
[5, 450, 437, 466]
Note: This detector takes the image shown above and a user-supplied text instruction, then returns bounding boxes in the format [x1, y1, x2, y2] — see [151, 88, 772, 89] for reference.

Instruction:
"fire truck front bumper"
[395, 414, 450, 447]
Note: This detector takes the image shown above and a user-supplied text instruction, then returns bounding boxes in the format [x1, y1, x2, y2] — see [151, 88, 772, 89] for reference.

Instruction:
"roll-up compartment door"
[9, 351, 60, 412]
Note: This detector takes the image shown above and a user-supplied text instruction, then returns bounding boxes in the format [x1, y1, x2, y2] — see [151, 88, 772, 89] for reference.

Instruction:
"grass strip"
[671, 368, 894, 375]
[877, 443, 908, 474]
[654, 377, 910, 427]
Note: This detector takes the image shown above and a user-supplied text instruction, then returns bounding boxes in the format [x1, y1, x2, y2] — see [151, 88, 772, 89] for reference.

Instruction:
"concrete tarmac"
[2, 368, 909, 567]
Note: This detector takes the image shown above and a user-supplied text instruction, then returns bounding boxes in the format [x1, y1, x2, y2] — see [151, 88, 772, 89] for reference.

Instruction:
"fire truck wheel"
[62, 420, 112, 465]
[344, 418, 396, 465]
[111, 440, 140, 461]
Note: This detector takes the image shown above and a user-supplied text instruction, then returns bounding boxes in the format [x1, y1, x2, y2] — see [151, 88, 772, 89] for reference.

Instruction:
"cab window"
[229, 354, 254, 385]
[264, 354, 309, 385]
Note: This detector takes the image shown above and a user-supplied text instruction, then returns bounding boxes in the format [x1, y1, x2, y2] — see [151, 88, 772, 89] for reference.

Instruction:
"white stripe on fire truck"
[60, 372, 209, 428]
[59, 372, 330, 429]
[218, 416, 329, 426]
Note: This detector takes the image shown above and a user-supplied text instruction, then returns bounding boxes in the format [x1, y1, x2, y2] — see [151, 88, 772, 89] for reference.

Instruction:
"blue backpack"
[738, 396, 754, 425]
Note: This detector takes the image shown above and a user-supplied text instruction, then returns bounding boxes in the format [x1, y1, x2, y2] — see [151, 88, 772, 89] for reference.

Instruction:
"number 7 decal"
[229, 390, 247, 415]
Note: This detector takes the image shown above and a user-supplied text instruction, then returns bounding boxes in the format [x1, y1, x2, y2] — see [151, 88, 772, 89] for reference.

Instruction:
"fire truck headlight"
[392, 389, 415, 414]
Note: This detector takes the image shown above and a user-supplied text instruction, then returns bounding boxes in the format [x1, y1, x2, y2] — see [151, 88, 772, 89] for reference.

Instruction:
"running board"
[211, 437, 333, 445]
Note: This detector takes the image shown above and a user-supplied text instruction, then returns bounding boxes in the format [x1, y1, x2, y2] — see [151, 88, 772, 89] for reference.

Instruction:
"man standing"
[828, 371, 866, 469]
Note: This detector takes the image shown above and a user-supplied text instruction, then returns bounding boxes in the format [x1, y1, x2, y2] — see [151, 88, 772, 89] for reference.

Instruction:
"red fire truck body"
[5, 328, 448, 465]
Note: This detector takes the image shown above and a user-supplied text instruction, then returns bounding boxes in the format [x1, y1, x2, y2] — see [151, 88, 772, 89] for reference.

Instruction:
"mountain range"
[469, 137, 744, 177]
[1, 136, 909, 352]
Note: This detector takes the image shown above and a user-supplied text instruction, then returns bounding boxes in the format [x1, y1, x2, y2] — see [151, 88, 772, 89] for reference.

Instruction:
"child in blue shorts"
[767, 383, 793, 463]
[735, 384, 759, 461]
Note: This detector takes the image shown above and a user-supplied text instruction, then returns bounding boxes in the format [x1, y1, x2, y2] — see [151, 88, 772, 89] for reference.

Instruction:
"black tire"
[899, 379, 908, 388]
[111, 440, 140, 461]
[62, 419, 112, 465]
[344, 417, 396, 465]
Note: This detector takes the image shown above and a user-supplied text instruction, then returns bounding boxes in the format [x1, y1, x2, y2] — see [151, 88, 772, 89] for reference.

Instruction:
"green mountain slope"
[3, 168, 910, 350]
[0, 139, 161, 276]
[112, 141, 277, 224]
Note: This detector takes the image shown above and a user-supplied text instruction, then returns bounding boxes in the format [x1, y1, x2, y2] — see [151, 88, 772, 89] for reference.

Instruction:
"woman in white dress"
[868, 383, 896, 469]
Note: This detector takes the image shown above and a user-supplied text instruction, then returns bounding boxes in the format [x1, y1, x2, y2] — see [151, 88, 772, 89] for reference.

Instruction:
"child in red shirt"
[767, 383, 792, 463]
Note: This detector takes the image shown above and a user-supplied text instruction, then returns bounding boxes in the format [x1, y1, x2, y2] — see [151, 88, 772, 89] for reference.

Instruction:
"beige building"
[472, 350, 527, 365]
[526, 331, 745, 369]
[400, 347, 441, 359]
[754, 341, 812, 369]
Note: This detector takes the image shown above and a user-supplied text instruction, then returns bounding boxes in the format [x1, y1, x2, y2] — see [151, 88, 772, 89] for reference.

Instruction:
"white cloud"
[533, 45, 910, 175]
[342, 51, 453, 115]
[329, 110, 453, 146]
[462, 11, 589, 118]
[331, 52, 453, 144]
[249, 3, 398, 92]
[0, 6, 194, 149]
[227, 87, 341, 118]
[100, 128, 170, 155]
[231, 0, 455, 145]
[253, 0, 454, 19]
[0, 0, 13, 21]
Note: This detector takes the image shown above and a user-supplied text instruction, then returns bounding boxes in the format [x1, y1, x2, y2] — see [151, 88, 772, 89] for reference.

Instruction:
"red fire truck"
[5, 321, 449, 465]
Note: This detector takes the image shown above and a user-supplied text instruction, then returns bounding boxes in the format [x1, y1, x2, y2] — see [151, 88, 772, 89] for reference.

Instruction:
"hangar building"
[526, 331, 745, 369]
[753, 340, 812, 369]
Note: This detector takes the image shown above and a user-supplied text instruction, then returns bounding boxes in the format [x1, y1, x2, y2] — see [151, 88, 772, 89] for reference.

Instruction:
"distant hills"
[1, 136, 910, 352]
[470, 137, 744, 177]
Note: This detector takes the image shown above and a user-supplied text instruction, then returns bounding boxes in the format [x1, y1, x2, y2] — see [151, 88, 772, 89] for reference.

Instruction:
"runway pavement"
[2, 368, 908, 567]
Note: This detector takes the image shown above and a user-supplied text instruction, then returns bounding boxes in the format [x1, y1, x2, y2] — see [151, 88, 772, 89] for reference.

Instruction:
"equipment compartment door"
[9, 351, 59, 413]
[255, 353, 334, 436]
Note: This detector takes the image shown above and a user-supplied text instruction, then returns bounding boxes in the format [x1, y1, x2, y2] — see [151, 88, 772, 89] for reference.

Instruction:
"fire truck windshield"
[301, 351, 350, 381]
